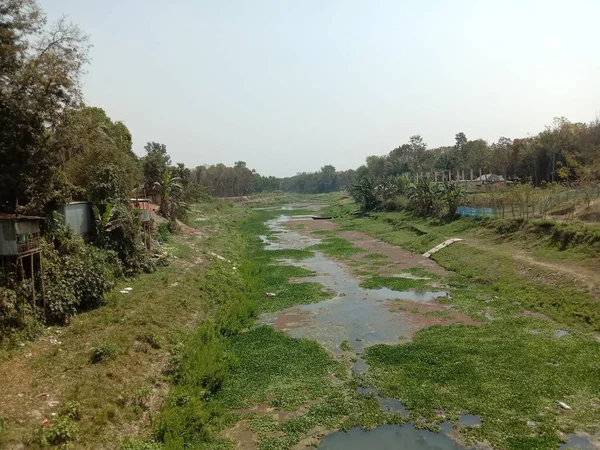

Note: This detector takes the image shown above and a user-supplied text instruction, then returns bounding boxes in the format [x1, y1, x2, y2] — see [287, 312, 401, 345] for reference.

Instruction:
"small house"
[0, 213, 42, 257]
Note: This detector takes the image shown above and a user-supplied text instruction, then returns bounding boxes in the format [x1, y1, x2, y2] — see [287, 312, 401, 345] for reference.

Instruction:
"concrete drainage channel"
[257, 213, 484, 450]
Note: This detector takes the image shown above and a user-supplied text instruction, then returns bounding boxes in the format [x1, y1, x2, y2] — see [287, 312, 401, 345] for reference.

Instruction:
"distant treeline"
[192, 116, 600, 197]
[190, 163, 356, 197]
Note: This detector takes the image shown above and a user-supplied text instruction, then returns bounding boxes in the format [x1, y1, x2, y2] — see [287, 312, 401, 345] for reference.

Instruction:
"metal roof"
[0, 213, 43, 221]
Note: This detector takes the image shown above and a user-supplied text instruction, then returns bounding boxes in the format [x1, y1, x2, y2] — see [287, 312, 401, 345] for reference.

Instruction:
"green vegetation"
[364, 319, 600, 449]
[340, 340, 352, 352]
[308, 232, 364, 259]
[360, 276, 430, 291]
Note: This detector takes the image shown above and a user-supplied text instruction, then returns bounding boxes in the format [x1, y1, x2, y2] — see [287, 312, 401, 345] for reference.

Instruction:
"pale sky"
[40, 0, 600, 177]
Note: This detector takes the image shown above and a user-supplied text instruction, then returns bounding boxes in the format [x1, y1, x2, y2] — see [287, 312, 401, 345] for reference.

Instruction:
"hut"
[0, 213, 44, 308]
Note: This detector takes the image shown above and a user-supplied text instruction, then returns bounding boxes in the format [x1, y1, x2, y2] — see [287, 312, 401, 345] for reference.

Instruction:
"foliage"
[348, 175, 380, 211]
[94, 203, 155, 276]
[0, 0, 90, 213]
[153, 168, 186, 220]
[58, 107, 142, 204]
[142, 142, 171, 194]
[40, 416, 78, 446]
[90, 341, 119, 363]
[364, 319, 600, 449]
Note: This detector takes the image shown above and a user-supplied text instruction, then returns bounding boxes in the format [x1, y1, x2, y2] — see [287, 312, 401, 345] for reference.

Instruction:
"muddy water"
[260, 217, 447, 361]
[318, 424, 466, 450]
[258, 214, 473, 449]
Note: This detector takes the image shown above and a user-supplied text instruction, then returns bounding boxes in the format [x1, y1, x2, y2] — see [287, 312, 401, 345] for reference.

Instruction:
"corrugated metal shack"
[0, 213, 44, 311]
[57, 202, 95, 239]
[0, 213, 42, 257]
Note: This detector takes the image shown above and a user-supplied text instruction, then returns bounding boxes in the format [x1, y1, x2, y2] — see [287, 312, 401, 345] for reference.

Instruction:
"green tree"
[0, 0, 90, 213]
[143, 142, 171, 194]
[153, 168, 184, 220]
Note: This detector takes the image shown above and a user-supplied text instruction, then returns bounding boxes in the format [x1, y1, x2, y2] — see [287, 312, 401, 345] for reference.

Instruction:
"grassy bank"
[328, 203, 600, 331]
[317, 200, 600, 449]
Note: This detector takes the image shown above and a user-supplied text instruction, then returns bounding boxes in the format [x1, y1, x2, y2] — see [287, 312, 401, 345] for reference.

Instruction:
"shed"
[130, 198, 152, 223]
[0, 213, 42, 256]
[57, 202, 94, 238]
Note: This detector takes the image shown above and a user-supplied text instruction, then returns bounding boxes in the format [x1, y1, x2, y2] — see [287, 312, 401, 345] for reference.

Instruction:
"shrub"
[90, 341, 119, 363]
[61, 401, 83, 421]
[157, 222, 170, 243]
[95, 203, 156, 276]
[42, 240, 114, 324]
[40, 416, 78, 446]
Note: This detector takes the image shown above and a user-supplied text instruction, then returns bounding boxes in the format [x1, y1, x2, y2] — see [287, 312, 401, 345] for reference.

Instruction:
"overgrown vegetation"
[364, 319, 600, 449]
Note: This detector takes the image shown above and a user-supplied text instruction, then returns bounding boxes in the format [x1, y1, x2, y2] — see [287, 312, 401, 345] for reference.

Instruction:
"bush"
[42, 240, 114, 324]
[95, 203, 156, 276]
[157, 223, 170, 243]
[40, 416, 78, 446]
[90, 341, 119, 363]
[381, 198, 408, 212]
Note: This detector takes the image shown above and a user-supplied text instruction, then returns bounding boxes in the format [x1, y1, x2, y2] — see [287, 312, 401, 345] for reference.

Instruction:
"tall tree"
[0, 0, 89, 213]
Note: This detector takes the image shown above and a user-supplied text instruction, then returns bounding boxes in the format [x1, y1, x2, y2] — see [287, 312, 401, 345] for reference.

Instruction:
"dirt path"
[459, 236, 600, 301]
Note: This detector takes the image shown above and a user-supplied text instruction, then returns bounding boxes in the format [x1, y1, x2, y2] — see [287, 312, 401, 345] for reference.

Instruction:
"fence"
[457, 207, 495, 218]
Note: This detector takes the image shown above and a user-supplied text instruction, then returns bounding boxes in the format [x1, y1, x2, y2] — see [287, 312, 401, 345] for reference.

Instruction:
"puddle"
[458, 415, 482, 427]
[260, 250, 447, 357]
[318, 424, 467, 449]
[560, 433, 595, 449]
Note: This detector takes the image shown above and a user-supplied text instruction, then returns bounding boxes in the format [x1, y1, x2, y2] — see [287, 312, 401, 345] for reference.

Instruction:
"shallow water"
[559, 433, 595, 450]
[259, 214, 473, 449]
[318, 424, 466, 450]
[356, 386, 409, 416]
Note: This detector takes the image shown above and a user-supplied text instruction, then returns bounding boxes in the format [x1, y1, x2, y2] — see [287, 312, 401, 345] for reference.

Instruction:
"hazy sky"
[40, 0, 600, 177]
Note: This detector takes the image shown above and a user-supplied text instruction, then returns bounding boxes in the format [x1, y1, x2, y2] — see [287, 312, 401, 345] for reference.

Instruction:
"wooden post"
[39, 252, 45, 309]
[29, 254, 37, 316]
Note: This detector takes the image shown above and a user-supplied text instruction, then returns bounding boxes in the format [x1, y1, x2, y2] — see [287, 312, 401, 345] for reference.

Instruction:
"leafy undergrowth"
[217, 326, 343, 409]
[364, 319, 600, 449]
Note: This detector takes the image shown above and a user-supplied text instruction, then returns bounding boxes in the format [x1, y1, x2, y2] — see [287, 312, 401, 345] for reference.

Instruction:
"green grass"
[360, 276, 431, 291]
[364, 318, 600, 449]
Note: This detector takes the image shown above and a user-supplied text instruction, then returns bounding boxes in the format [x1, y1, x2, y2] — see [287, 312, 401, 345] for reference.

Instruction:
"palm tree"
[153, 168, 185, 220]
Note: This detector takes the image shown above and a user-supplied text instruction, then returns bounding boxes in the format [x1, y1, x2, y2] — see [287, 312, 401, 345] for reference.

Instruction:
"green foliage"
[0, 0, 90, 213]
[157, 223, 171, 244]
[42, 238, 114, 324]
[90, 341, 119, 363]
[340, 340, 352, 352]
[364, 319, 600, 449]
[94, 203, 155, 276]
[348, 175, 380, 211]
[40, 416, 78, 446]
[154, 168, 187, 220]
[60, 401, 83, 421]
[308, 233, 364, 259]
[360, 276, 429, 291]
